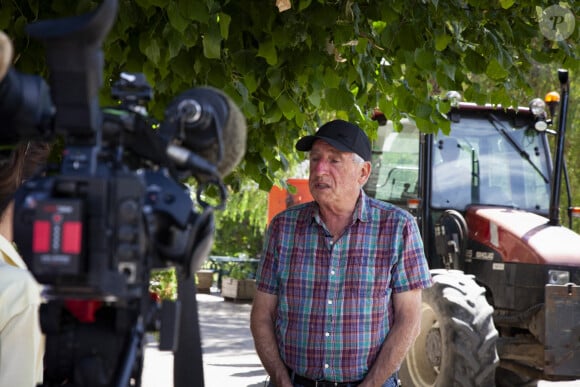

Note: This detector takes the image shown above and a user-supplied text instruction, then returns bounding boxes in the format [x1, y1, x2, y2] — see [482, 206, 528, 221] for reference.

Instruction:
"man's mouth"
[312, 181, 330, 189]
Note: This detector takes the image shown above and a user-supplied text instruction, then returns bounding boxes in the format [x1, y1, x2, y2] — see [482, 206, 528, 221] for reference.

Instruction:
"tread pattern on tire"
[401, 269, 499, 387]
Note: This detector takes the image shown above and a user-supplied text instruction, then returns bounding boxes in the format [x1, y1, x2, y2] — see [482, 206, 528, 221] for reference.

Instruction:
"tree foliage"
[1, 0, 578, 208]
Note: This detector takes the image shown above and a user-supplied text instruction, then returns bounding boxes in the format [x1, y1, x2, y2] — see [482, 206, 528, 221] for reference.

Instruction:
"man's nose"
[311, 159, 329, 174]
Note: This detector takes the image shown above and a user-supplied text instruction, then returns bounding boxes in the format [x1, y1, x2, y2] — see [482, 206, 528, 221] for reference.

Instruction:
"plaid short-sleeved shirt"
[255, 190, 432, 382]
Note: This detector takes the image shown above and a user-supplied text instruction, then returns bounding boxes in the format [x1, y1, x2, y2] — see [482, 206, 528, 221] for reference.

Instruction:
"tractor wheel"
[399, 269, 499, 387]
[495, 367, 539, 387]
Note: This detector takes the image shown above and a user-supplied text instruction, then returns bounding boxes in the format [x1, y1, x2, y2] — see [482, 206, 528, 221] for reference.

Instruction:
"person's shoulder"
[367, 196, 412, 216]
[270, 201, 315, 223]
[0, 264, 40, 302]
[0, 266, 41, 328]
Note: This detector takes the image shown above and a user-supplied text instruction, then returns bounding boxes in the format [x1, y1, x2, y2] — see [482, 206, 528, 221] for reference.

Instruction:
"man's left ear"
[359, 161, 371, 185]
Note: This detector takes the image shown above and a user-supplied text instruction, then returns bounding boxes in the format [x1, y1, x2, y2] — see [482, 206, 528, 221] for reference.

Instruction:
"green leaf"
[148, 0, 166, 7]
[170, 50, 195, 81]
[298, 0, 313, 11]
[325, 87, 355, 110]
[242, 73, 258, 94]
[415, 102, 433, 119]
[276, 92, 298, 119]
[218, 12, 231, 39]
[28, 1, 39, 18]
[356, 37, 368, 54]
[414, 116, 433, 134]
[414, 48, 435, 71]
[307, 88, 322, 107]
[372, 20, 387, 34]
[263, 106, 283, 124]
[499, 0, 515, 9]
[464, 49, 487, 74]
[167, 2, 188, 33]
[203, 24, 222, 59]
[294, 111, 307, 128]
[377, 98, 394, 120]
[257, 40, 278, 66]
[322, 69, 341, 89]
[108, 43, 126, 67]
[267, 70, 283, 98]
[442, 62, 456, 82]
[181, 23, 201, 48]
[179, 0, 208, 23]
[393, 85, 414, 112]
[485, 58, 509, 80]
[140, 34, 161, 65]
[142, 61, 157, 87]
[163, 26, 184, 61]
[434, 33, 452, 51]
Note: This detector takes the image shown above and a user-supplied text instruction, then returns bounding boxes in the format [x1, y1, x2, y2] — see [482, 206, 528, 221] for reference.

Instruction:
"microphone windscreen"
[0, 31, 13, 82]
[197, 87, 247, 179]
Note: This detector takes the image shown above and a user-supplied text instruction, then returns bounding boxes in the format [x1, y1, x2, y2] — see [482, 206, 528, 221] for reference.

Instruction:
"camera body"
[14, 161, 150, 301]
[4, 0, 225, 301]
[0, 0, 243, 385]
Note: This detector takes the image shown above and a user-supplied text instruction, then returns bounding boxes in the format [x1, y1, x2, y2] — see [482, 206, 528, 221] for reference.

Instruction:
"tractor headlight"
[529, 98, 546, 116]
[548, 270, 570, 285]
[446, 91, 462, 107]
[529, 98, 548, 131]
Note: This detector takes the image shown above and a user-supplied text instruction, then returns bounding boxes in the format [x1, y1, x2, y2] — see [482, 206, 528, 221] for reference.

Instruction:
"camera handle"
[174, 267, 205, 387]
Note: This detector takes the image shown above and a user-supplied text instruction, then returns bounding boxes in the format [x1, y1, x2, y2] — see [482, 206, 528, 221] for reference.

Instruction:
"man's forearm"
[250, 306, 292, 387]
[361, 317, 419, 386]
[361, 290, 422, 387]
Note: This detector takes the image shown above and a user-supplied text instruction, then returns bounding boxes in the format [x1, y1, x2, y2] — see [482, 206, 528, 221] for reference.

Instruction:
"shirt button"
[330, 270, 335, 275]
[325, 364, 330, 369]
[325, 332, 330, 337]
[328, 300, 333, 305]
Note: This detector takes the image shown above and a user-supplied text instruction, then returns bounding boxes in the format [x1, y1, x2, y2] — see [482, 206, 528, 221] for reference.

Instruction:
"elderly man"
[251, 119, 432, 387]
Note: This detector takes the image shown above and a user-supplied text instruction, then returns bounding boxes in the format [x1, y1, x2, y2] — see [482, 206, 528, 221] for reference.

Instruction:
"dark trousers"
[267, 373, 399, 387]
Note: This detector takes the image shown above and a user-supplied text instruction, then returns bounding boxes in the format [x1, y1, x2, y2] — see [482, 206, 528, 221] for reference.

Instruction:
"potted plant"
[221, 261, 257, 301]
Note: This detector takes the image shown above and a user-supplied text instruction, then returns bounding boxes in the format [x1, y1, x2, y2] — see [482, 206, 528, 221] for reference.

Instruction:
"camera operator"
[0, 29, 51, 387]
[0, 141, 50, 386]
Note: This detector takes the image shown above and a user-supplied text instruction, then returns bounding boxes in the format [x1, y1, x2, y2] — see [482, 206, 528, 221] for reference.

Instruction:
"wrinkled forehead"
[309, 139, 350, 157]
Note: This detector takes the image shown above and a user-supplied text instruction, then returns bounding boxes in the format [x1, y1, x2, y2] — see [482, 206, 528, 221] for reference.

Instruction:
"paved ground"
[142, 289, 268, 387]
[141, 289, 579, 387]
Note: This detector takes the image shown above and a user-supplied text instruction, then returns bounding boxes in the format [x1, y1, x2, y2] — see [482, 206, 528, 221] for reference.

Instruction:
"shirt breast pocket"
[343, 256, 391, 299]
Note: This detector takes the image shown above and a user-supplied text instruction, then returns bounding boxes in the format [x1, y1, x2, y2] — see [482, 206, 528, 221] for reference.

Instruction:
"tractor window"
[365, 119, 419, 203]
[431, 114, 551, 214]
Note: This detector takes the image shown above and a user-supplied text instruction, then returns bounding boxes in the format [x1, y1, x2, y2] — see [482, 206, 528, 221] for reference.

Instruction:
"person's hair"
[352, 153, 365, 164]
[0, 141, 51, 215]
[306, 150, 365, 162]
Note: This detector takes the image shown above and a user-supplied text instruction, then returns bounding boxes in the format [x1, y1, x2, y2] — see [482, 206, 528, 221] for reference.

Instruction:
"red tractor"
[366, 70, 580, 386]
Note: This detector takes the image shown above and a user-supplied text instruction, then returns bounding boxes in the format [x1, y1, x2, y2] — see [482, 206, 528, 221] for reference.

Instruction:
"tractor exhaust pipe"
[548, 69, 569, 226]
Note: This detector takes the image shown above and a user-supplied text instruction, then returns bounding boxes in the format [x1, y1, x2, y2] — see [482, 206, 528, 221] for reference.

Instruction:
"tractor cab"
[366, 103, 552, 214]
[366, 100, 556, 269]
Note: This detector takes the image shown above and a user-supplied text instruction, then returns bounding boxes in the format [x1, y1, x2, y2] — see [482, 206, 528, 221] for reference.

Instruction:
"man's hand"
[360, 288, 423, 387]
[250, 290, 293, 387]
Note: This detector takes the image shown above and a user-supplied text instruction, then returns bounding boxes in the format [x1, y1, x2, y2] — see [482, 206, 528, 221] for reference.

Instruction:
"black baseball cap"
[295, 119, 372, 161]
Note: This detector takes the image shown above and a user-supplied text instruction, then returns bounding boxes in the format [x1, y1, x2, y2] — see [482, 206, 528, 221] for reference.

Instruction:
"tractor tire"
[399, 269, 499, 387]
[495, 367, 539, 387]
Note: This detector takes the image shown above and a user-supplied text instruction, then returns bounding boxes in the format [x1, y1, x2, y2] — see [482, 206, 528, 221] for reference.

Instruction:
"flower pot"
[196, 270, 214, 293]
[221, 277, 256, 301]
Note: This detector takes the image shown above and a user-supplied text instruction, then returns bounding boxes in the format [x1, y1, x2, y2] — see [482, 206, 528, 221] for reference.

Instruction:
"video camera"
[0, 0, 246, 386]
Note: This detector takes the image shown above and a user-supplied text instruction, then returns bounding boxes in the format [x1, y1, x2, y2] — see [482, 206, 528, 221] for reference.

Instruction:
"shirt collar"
[310, 189, 371, 226]
[0, 234, 28, 270]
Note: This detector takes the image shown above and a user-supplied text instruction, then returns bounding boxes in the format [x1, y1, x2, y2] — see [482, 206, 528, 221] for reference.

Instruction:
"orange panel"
[267, 178, 313, 224]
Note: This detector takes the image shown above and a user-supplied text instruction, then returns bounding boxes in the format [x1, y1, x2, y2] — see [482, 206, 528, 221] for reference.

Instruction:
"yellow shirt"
[0, 234, 44, 386]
